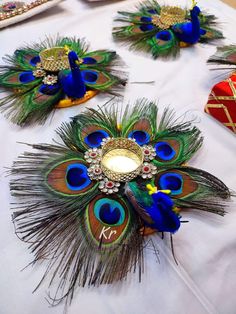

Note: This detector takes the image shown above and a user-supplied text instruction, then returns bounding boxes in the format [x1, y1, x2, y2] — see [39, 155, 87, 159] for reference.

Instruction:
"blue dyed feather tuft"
[172, 5, 201, 44]
[59, 51, 86, 99]
[144, 192, 181, 233]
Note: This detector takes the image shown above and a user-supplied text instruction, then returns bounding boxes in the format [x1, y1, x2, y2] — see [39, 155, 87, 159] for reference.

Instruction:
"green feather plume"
[208, 45, 236, 67]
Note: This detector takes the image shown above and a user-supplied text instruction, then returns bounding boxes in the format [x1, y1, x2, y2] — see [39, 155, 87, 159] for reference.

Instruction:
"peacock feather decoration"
[0, 36, 126, 126]
[208, 45, 236, 69]
[11, 100, 231, 307]
[113, 0, 223, 59]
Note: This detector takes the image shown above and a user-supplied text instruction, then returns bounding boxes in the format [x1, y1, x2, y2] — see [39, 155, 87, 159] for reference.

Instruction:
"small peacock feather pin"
[11, 99, 231, 307]
[0, 36, 126, 126]
[113, 0, 223, 59]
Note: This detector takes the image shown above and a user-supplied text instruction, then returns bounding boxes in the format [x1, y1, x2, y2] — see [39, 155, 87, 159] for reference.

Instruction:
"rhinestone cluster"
[84, 148, 102, 164]
[42, 74, 58, 85]
[33, 68, 46, 78]
[32, 61, 59, 86]
[140, 162, 157, 179]
[0, 0, 51, 21]
[142, 145, 156, 161]
[84, 137, 159, 194]
[99, 178, 120, 194]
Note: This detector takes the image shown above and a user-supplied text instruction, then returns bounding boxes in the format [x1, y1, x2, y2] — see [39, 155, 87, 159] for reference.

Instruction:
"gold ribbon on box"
[205, 74, 236, 133]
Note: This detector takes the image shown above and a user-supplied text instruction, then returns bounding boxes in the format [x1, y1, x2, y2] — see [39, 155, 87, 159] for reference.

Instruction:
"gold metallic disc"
[152, 6, 186, 29]
[39, 47, 69, 72]
[101, 138, 144, 182]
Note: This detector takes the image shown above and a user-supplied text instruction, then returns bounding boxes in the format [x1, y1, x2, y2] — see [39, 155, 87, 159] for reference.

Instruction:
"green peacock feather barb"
[11, 100, 231, 307]
[113, 0, 223, 59]
[0, 36, 127, 126]
[208, 45, 236, 68]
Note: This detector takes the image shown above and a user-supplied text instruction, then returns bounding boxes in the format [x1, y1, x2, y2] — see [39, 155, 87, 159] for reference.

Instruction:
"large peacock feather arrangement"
[113, 0, 223, 59]
[11, 100, 231, 307]
[0, 36, 126, 126]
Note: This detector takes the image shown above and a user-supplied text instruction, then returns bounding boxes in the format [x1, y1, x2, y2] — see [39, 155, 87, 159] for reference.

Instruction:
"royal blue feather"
[144, 192, 180, 233]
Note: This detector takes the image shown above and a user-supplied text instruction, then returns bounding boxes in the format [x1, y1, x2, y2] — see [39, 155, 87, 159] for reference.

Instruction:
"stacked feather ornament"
[113, 0, 223, 59]
[11, 100, 231, 308]
[205, 45, 236, 133]
[0, 36, 126, 125]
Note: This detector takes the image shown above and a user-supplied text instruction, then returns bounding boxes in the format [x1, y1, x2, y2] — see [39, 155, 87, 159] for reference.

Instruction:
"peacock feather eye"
[85, 195, 130, 246]
[155, 141, 176, 161]
[66, 164, 91, 191]
[46, 159, 96, 195]
[84, 130, 110, 148]
[156, 30, 172, 41]
[30, 55, 41, 66]
[39, 84, 60, 95]
[140, 24, 154, 32]
[19, 71, 35, 83]
[82, 57, 97, 64]
[94, 198, 125, 226]
[140, 16, 152, 23]
[128, 130, 150, 145]
[82, 70, 98, 84]
[148, 9, 157, 14]
[158, 172, 183, 195]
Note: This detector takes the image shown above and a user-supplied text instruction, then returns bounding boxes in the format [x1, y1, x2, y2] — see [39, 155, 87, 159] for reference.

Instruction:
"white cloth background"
[0, 0, 236, 313]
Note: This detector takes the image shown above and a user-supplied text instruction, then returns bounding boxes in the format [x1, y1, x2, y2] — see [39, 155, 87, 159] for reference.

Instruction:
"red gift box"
[205, 73, 236, 133]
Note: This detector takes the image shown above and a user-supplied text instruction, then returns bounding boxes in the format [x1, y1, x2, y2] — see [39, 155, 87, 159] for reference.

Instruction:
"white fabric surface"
[0, 1, 236, 314]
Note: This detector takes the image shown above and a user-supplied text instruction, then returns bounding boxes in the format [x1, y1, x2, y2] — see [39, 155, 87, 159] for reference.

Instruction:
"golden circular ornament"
[152, 6, 186, 29]
[101, 138, 144, 182]
[39, 47, 69, 72]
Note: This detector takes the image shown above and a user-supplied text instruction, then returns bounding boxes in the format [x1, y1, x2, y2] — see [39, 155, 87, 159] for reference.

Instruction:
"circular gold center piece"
[39, 47, 70, 72]
[152, 6, 186, 29]
[101, 138, 144, 182]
